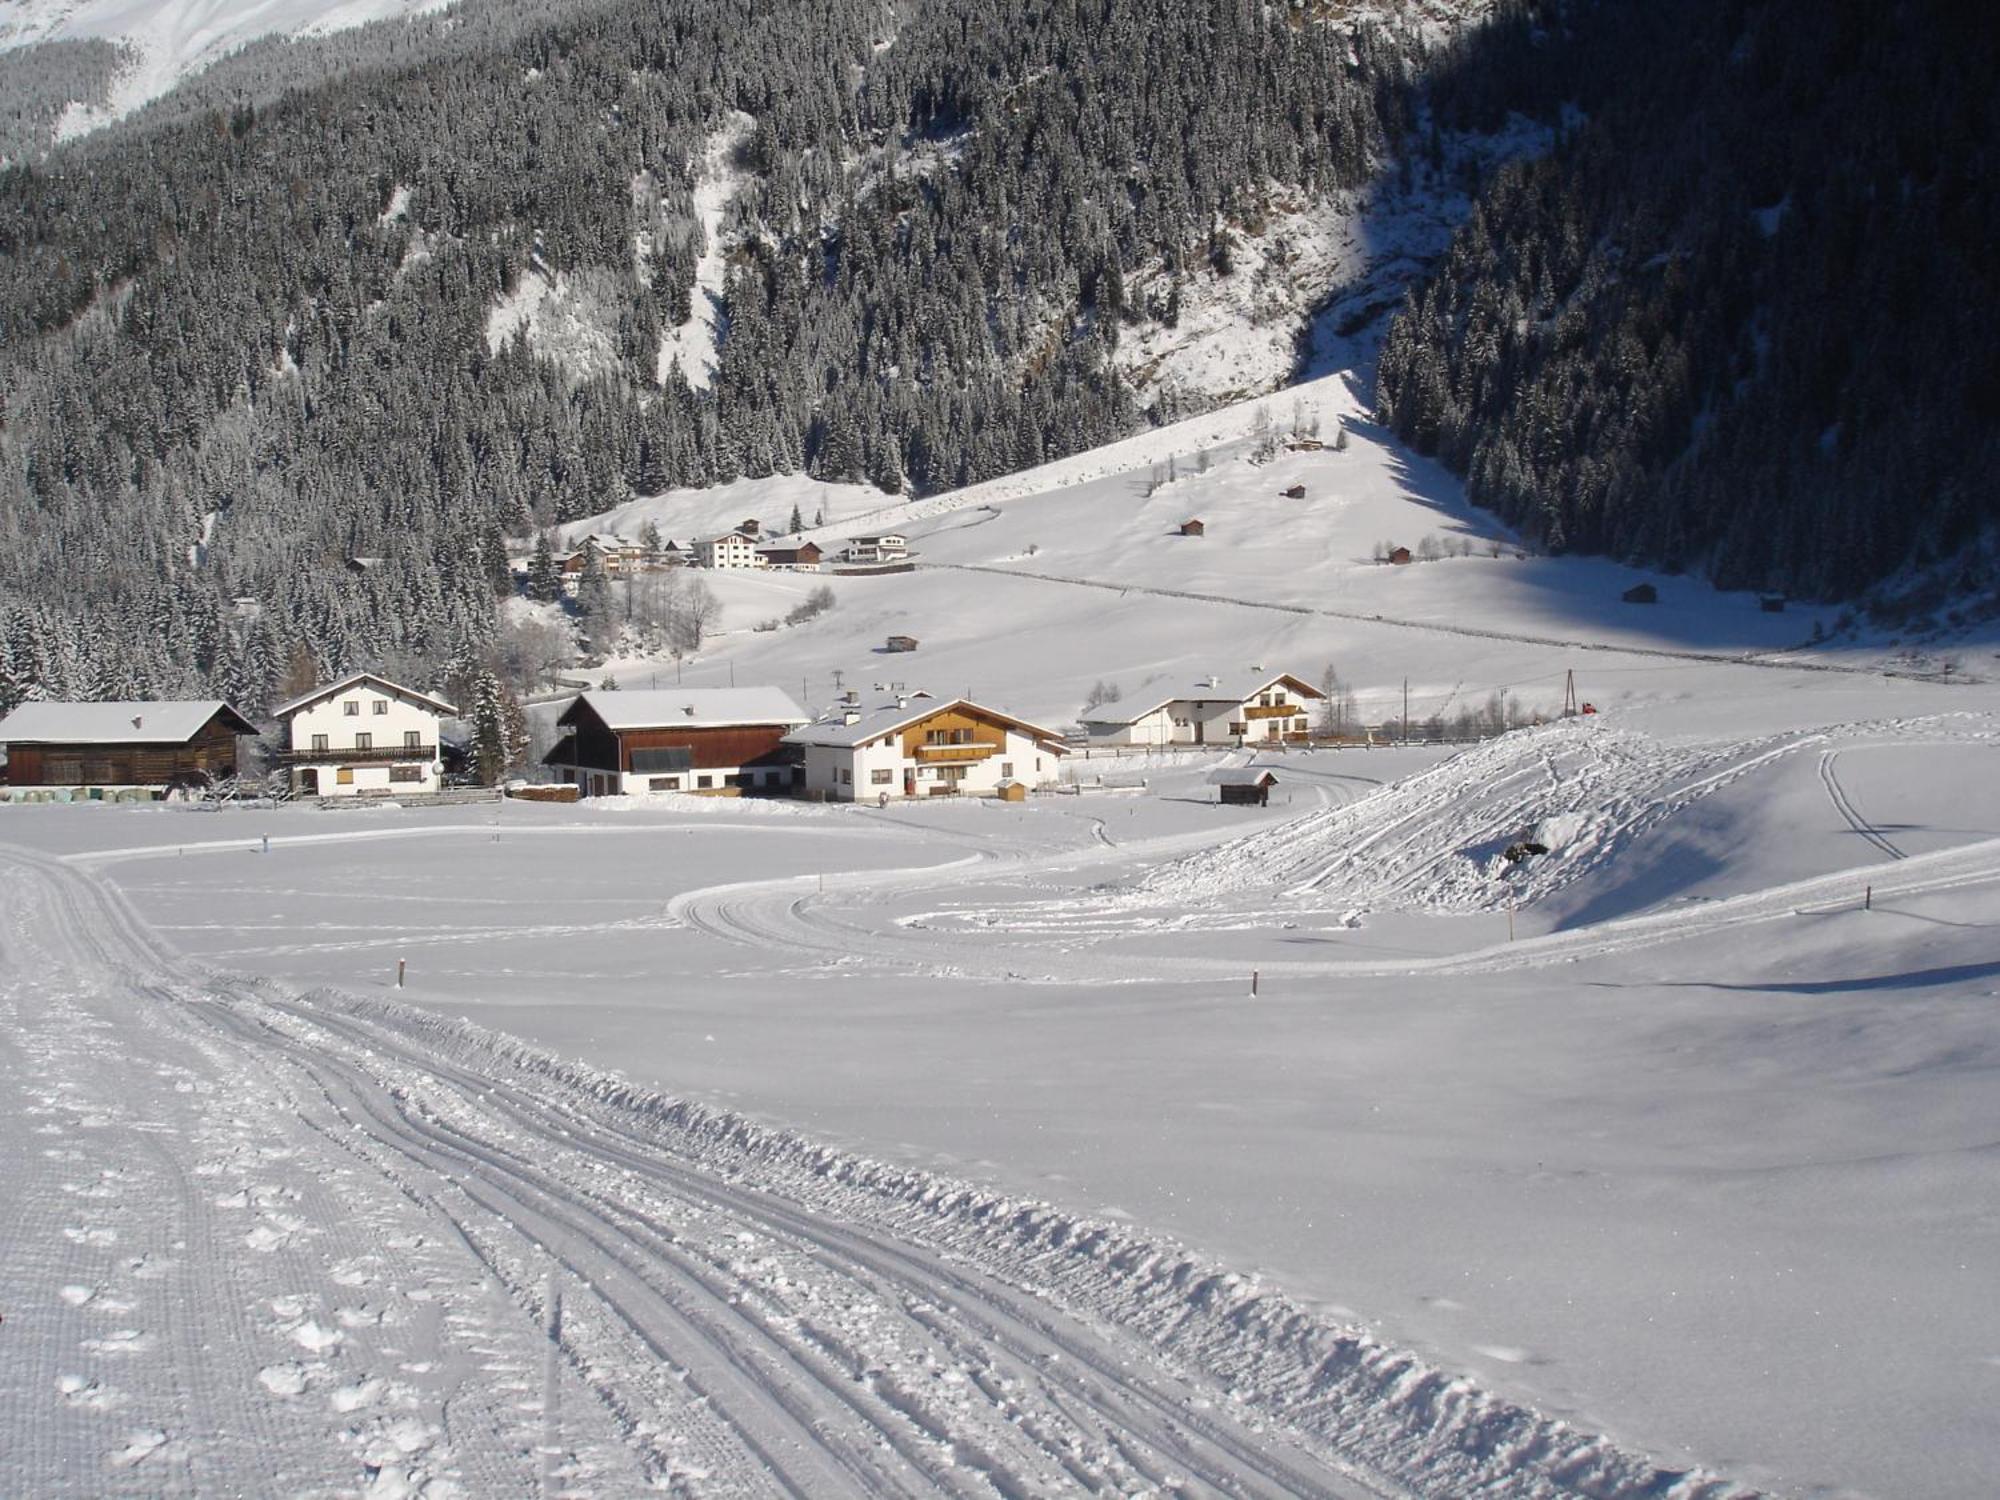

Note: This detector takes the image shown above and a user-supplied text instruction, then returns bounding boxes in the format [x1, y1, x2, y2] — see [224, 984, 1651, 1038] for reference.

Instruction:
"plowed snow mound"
[1141, 714, 2000, 920]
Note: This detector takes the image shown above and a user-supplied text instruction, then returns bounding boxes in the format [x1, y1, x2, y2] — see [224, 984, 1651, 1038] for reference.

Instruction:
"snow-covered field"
[6, 373, 1998, 1496]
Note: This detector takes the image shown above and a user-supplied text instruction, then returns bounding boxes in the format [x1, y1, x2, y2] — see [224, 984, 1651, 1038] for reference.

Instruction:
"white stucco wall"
[285, 683, 444, 796]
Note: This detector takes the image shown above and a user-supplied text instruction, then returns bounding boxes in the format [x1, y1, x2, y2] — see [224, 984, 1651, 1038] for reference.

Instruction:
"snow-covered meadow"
[5, 374, 1997, 1496]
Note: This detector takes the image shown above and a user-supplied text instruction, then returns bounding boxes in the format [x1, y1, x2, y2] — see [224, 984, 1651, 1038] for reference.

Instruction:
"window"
[310, 733, 329, 753]
[871, 768, 893, 785]
[1229, 722, 1247, 736]
[372, 699, 388, 715]
[648, 776, 681, 791]
[389, 766, 422, 783]
[697, 774, 713, 789]
[839, 768, 851, 784]
[404, 730, 422, 750]
[354, 733, 372, 752]
[336, 767, 355, 785]
[344, 701, 360, 716]
[1000, 762, 1013, 778]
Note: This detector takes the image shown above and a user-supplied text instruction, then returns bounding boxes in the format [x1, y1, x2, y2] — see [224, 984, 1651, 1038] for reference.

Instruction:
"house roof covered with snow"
[557, 688, 809, 733]
[0, 700, 258, 745]
[272, 671, 458, 721]
[1211, 767, 1279, 788]
[785, 696, 1066, 751]
[1081, 670, 1324, 725]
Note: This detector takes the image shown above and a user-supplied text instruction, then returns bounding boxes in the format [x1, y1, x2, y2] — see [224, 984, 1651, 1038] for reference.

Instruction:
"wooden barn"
[1281, 484, 1306, 499]
[1213, 767, 1278, 806]
[884, 634, 920, 653]
[542, 688, 809, 797]
[1623, 583, 1658, 604]
[1388, 545, 1412, 565]
[1179, 519, 1206, 537]
[0, 701, 257, 790]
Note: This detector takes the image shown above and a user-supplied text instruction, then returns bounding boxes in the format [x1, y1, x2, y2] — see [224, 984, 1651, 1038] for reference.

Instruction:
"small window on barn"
[697, 774, 713, 789]
[649, 776, 681, 791]
[871, 768, 893, 784]
[344, 701, 360, 716]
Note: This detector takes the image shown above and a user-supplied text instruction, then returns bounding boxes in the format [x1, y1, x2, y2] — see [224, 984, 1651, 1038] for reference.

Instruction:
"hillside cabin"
[842, 534, 909, 564]
[1214, 767, 1278, 806]
[1178, 519, 1206, 537]
[1281, 484, 1306, 499]
[1081, 670, 1324, 748]
[543, 688, 809, 797]
[273, 672, 457, 799]
[1623, 583, 1658, 604]
[1760, 593, 1787, 613]
[1388, 546, 1412, 565]
[787, 695, 1067, 801]
[757, 542, 824, 570]
[884, 634, 920, 653]
[0, 700, 257, 792]
[694, 532, 766, 570]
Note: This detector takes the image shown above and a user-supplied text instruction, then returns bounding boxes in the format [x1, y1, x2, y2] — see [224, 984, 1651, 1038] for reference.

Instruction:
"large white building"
[786, 693, 1066, 800]
[1079, 670, 1323, 747]
[274, 672, 457, 798]
[693, 532, 766, 570]
[840, 534, 908, 564]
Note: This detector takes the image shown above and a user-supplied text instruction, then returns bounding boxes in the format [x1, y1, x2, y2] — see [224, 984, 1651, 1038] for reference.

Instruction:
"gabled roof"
[558, 688, 810, 733]
[0, 700, 258, 745]
[273, 671, 458, 720]
[785, 696, 1067, 751]
[1080, 670, 1325, 726]
[1213, 767, 1279, 787]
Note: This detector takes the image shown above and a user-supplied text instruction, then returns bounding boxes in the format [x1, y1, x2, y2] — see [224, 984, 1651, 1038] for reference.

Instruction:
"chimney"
[843, 710, 862, 726]
[843, 689, 861, 705]
[896, 696, 909, 709]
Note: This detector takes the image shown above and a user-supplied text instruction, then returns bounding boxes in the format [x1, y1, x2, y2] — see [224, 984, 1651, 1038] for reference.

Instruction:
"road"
[9, 842, 1737, 1498]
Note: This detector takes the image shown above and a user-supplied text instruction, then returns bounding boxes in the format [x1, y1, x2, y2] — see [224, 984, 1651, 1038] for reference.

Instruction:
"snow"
[481, 263, 626, 384]
[656, 111, 756, 391]
[1, 0, 453, 138]
[4, 366, 1998, 1495]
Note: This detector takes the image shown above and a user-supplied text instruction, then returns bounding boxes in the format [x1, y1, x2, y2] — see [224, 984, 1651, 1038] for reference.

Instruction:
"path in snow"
[0, 843, 1740, 1497]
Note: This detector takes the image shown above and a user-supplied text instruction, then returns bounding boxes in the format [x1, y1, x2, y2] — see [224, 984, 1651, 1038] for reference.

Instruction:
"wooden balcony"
[276, 744, 437, 766]
[1242, 703, 1305, 720]
[914, 741, 1000, 762]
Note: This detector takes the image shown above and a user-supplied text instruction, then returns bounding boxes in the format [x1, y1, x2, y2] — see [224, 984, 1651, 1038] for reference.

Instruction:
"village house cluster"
[546, 527, 909, 591]
[0, 667, 1326, 806]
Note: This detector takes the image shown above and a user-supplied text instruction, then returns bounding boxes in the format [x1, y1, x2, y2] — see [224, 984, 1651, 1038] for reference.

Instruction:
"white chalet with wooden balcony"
[1080, 670, 1323, 747]
[274, 672, 457, 798]
[786, 693, 1066, 800]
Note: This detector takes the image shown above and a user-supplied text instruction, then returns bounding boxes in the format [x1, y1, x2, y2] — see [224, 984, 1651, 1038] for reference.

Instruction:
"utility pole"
[1402, 678, 1409, 744]
[1563, 669, 1579, 718]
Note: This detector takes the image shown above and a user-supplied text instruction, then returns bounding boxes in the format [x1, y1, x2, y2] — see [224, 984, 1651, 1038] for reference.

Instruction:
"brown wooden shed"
[1179, 519, 1206, 537]
[0, 700, 257, 789]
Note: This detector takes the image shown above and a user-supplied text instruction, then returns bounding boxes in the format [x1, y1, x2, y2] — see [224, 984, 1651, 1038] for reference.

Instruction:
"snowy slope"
[0, 0, 450, 135]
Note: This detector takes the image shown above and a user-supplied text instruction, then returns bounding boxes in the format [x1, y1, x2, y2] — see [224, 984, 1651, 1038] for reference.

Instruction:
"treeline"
[1378, 0, 2000, 605]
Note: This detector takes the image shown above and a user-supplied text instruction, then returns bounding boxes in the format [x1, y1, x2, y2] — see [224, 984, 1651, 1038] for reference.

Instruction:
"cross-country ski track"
[0, 842, 1750, 1498]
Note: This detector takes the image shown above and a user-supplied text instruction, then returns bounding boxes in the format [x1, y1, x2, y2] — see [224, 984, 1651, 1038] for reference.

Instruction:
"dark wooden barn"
[1213, 767, 1278, 806]
[543, 688, 810, 797]
[0, 701, 257, 789]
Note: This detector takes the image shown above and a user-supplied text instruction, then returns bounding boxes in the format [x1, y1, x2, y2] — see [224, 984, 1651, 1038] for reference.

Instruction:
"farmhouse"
[787, 694, 1066, 801]
[841, 534, 908, 564]
[273, 671, 457, 799]
[0, 700, 257, 792]
[756, 542, 824, 570]
[693, 532, 766, 570]
[543, 688, 810, 797]
[1387, 545, 1412, 565]
[1080, 669, 1324, 747]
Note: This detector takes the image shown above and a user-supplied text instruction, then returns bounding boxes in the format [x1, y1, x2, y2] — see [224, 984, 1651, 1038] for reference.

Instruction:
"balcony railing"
[276, 744, 437, 766]
[914, 741, 1000, 762]
[1242, 703, 1305, 720]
